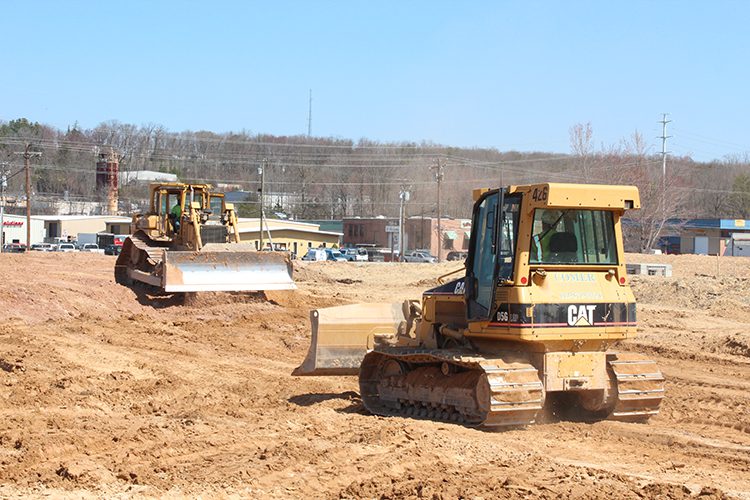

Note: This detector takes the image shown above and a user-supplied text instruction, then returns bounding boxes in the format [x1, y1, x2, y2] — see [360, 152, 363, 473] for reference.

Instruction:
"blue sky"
[1, 1, 748, 161]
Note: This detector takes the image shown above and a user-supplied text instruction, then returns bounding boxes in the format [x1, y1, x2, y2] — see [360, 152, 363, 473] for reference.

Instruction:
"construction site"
[0, 250, 748, 498]
[1, 129, 749, 499]
[5, 1, 750, 497]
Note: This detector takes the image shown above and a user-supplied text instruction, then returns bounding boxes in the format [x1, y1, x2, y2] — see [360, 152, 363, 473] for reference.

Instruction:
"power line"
[672, 128, 750, 151]
[0, 136, 583, 165]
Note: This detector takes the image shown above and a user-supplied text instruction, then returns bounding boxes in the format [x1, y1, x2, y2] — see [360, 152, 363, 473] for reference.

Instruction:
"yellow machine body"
[115, 183, 295, 293]
[295, 183, 663, 427]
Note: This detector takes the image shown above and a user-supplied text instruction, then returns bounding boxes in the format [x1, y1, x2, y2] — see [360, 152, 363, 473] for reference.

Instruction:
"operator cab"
[464, 184, 632, 322]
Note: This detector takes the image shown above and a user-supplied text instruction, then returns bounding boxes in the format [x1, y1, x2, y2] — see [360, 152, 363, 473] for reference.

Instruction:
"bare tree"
[608, 131, 689, 252]
[569, 122, 594, 180]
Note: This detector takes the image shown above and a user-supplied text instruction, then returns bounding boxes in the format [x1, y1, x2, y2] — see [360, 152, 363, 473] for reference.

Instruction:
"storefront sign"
[2, 221, 23, 227]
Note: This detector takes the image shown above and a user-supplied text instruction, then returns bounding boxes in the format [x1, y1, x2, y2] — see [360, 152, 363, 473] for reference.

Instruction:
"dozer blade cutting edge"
[292, 303, 406, 376]
[162, 250, 295, 292]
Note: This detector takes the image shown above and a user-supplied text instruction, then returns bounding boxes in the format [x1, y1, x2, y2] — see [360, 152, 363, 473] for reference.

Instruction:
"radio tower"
[307, 89, 312, 137]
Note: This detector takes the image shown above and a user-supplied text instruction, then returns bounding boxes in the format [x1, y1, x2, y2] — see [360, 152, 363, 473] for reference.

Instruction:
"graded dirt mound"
[0, 252, 748, 498]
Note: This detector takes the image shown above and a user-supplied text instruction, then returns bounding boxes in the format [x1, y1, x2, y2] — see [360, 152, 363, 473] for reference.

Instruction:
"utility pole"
[398, 187, 410, 262]
[307, 89, 312, 137]
[658, 113, 672, 219]
[14, 144, 42, 250]
[258, 158, 267, 251]
[0, 163, 7, 252]
[430, 158, 444, 262]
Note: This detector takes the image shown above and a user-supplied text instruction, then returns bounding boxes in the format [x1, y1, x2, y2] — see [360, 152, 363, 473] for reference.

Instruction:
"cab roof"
[473, 183, 640, 210]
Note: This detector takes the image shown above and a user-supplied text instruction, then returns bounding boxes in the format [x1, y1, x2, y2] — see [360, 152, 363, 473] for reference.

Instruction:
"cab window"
[530, 209, 617, 265]
[159, 192, 168, 215]
[498, 196, 520, 280]
[209, 196, 224, 220]
[470, 193, 498, 313]
[467, 193, 520, 319]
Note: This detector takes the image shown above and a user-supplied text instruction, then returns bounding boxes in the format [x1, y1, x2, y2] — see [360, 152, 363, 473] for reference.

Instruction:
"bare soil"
[0, 253, 748, 498]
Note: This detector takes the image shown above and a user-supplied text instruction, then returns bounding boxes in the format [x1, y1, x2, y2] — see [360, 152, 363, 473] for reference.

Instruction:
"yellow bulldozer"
[295, 183, 664, 428]
[115, 182, 295, 293]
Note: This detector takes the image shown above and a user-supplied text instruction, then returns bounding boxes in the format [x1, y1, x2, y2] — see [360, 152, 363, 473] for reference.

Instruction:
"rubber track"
[360, 347, 545, 428]
[114, 232, 168, 286]
[607, 353, 665, 422]
[127, 231, 166, 264]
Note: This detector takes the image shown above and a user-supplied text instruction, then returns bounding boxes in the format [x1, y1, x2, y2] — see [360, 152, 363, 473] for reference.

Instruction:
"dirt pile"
[0, 252, 748, 498]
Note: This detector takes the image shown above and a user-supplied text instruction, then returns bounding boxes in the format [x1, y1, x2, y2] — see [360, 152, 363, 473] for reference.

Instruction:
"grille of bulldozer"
[200, 225, 229, 244]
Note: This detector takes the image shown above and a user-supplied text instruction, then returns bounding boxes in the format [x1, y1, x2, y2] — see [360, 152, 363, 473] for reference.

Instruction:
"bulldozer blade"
[162, 250, 295, 292]
[293, 303, 406, 376]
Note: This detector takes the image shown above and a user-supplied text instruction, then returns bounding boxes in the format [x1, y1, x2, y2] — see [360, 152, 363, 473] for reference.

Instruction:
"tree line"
[1, 117, 749, 251]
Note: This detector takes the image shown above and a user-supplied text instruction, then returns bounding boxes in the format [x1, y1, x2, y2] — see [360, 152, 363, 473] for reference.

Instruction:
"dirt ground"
[0, 252, 748, 499]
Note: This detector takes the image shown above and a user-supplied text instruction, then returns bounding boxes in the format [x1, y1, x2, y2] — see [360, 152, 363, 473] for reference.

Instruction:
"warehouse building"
[0, 214, 45, 247]
[236, 218, 342, 258]
[36, 215, 132, 243]
[675, 219, 750, 256]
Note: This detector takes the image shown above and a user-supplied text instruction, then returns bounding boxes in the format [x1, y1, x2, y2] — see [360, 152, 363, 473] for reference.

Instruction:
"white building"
[119, 170, 179, 185]
[1, 214, 45, 247]
[34, 215, 132, 243]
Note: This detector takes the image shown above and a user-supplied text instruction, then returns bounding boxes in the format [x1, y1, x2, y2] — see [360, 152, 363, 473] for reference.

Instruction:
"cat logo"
[567, 304, 596, 326]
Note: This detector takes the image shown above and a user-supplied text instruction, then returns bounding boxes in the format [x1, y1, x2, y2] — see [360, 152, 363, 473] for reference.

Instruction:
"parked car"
[364, 247, 386, 262]
[339, 247, 368, 262]
[104, 244, 122, 256]
[446, 251, 468, 261]
[2, 243, 27, 253]
[325, 249, 347, 262]
[301, 248, 327, 261]
[55, 243, 77, 252]
[30, 243, 55, 252]
[80, 243, 101, 252]
[403, 251, 437, 263]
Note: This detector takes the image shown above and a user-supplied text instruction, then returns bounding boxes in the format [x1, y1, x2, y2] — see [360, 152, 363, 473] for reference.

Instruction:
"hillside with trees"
[1, 118, 748, 251]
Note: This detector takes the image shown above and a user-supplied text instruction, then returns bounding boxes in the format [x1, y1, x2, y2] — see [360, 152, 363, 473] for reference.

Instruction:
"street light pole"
[398, 187, 410, 262]
[0, 167, 7, 252]
[258, 158, 266, 251]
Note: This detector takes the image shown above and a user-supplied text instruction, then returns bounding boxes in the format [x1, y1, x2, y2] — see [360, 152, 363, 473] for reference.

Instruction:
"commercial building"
[35, 215, 132, 243]
[0, 214, 45, 247]
[674, 219, 750, 256]
[298, 220, 344, 234]
[236, 218, 342, 257]
[119, 170, 179, 185]
[342, 216, 471, 258]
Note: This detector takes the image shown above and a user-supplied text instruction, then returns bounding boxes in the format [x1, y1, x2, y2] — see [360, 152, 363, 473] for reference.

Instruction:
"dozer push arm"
[225, 203, 241, 243]
[189, 201, 203, 250]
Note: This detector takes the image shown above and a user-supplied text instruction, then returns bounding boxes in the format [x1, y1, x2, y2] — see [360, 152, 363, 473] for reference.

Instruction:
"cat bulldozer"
[294, 183, 664, 428]
[115, 182, 295, 293]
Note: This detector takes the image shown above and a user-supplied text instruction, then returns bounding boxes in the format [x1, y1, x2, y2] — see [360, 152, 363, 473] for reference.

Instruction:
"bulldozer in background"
[295, 183, 664, 428]
[115, 182, 295, 293]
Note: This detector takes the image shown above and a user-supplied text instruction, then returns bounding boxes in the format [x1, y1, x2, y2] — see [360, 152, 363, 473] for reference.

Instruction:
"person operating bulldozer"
[169, 201, 182, 233]
[530, 209, 562, 263]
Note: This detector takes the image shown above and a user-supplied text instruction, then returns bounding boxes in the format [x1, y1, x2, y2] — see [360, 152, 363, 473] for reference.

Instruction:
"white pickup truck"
[55, 243, 77, 252]
[80, 243, 105, 254]
[403, 251, 437, 263]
